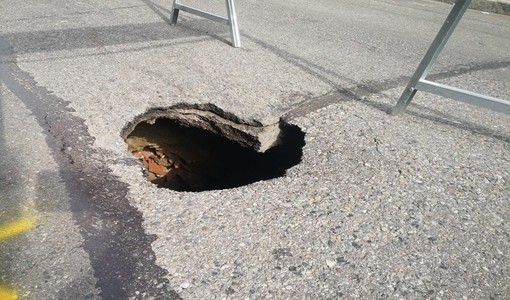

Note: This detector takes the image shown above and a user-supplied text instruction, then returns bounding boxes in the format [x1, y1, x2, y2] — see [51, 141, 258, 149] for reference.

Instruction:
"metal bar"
[174, 3, 229, 25]
[392, 0, 472, 115]
[170, 0, 179, 25]
[169, 0, 241, 47]
[226, 0, 241, 47]
[416, 80, 510, 114]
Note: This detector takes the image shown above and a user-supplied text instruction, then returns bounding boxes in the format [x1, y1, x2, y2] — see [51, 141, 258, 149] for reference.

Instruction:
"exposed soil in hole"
[125, 118, 305, 192]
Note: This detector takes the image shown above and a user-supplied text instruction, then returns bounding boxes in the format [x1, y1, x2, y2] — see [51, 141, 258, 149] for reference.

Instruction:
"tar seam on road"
[0, 36, 181, 300]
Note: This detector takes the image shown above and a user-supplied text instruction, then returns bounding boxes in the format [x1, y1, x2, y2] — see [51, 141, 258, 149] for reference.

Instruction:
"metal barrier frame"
[392, 0, 510, 115]
[170, 0, 241, 48]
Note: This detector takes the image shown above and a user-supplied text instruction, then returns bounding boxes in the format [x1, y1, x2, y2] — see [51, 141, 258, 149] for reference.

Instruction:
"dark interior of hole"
[125, 118, 305, 192]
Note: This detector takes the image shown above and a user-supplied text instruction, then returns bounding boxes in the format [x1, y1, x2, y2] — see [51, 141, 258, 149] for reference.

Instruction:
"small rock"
[351, 241, 362, 250]
[180, 282, 191, 289]
[326, 259, 337, 268]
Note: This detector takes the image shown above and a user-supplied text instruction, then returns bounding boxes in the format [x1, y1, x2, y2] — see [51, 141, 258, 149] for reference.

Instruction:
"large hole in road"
[123, 107, 305, 192]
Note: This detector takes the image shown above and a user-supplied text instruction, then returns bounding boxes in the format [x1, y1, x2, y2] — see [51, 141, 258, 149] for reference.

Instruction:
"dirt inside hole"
[125, 118, 305, 192]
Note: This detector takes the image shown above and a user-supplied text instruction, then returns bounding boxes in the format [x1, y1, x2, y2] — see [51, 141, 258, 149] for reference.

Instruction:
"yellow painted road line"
[0, 285, 18, 300]
[0, 216, 37, 298]
[0, 216, 37, 241]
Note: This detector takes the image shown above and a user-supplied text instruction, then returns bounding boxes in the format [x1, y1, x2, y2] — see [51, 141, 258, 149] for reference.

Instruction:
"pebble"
[180, 282, 191, 289]
[326, 259, 337, 268]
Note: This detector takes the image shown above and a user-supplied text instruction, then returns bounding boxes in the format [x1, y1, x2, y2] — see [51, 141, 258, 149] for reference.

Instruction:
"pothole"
[122, 105, 305, 192]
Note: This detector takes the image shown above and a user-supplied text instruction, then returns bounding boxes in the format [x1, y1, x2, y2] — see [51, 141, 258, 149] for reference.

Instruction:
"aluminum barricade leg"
[391, 0, 510, 115]
[170, 0, 241, 48]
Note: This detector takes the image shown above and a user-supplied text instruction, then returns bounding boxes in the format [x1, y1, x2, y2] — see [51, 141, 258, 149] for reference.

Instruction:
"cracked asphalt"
[1, 0, 509, 299]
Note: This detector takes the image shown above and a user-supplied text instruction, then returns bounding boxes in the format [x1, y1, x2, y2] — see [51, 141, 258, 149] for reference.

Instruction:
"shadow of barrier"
[392, 0, 510, 115]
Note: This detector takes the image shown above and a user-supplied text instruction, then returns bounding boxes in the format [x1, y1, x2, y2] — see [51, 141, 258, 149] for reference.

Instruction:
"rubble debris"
[124, 117, 304, 192]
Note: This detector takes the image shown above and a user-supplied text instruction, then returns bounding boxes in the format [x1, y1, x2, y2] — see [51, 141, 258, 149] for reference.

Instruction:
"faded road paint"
[0, 216, 36, 241]
[0, 285, 18, 300]
[0, 216, 36, 299]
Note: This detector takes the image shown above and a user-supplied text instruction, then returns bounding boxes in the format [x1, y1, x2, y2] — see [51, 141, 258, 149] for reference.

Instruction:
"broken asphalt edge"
[120, 104, 283, 153]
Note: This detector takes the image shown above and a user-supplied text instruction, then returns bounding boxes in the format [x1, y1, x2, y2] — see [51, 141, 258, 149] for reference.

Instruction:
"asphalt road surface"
[1, 0, 509, 299]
